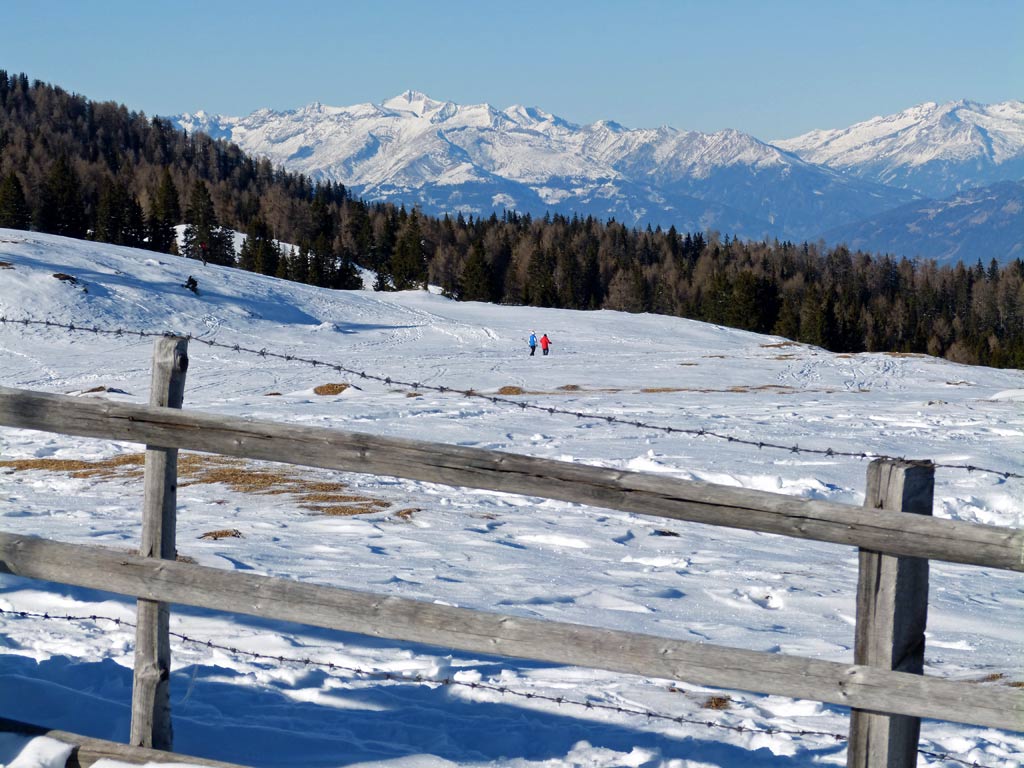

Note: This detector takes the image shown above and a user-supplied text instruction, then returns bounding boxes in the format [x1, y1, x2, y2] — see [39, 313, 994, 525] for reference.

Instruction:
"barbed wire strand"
[1, 316, 1022, 483]
[0, 608, 1009, 768]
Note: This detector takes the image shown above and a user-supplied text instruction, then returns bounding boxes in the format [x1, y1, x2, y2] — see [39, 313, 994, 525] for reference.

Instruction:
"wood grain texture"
[1, 532, 1020, 733]
[1, 385, 1021, 571]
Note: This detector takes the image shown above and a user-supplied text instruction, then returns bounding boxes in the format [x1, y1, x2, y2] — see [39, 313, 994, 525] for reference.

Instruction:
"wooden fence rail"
[1, 385, 1021, 573]
[0, 336, 1022, 768]
[0, 531, 1021, 734]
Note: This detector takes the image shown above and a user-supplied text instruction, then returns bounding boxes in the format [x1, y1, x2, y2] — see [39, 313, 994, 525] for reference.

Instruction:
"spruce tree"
[94, 178, 144, 247]
[391, 210, 426, 290]
[35, 156, 87, 238]
[0, 172, 30, 230]
[147, 168, 180, 254]
[182, 180, 233, 265]
[458, 241, 493, 301]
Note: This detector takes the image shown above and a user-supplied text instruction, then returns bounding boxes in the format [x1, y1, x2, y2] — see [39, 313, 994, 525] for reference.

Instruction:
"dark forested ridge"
[1, 72, 1022, 368]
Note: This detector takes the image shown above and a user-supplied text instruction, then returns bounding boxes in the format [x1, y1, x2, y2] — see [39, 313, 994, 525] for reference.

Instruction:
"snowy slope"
[777, 100, 1024, 198]
[173, 91, 912, 240]
[0, 231, 1022, 767]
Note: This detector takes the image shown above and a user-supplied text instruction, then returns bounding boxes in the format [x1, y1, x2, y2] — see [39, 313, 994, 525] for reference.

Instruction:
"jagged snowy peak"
[171, 92, 910, 240]
[777, 99, 1024, 198]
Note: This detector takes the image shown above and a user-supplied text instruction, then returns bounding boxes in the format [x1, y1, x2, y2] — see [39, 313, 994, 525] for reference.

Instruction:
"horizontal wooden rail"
[0, 716, 249, 767]
[1, 532, 1021, 733]
[1, 385, 1022, 572]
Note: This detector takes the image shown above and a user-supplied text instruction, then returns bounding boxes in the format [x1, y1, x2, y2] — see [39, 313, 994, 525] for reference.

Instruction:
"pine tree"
[94, 178, 144, 246]
[182, 180, 233, 265]
[238, 217, 279, 276]
[147, 168, 180, 254]
[391, 210, 427, 290]
[35, 156, 87, 238]
[0, 172, 30, 230]
[333, 249, 363, 290]
[458, 241, 493, 301]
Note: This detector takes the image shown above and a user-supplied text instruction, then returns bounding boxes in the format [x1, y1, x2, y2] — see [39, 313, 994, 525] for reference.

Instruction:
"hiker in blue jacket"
[528, 330, 538, 356]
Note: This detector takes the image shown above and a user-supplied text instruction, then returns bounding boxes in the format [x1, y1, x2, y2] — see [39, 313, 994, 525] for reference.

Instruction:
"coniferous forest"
[1, 72, 1022, 368]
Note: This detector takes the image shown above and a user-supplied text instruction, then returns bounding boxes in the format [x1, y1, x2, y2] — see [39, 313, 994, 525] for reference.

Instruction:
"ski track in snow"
[0, 231, 1022, 768]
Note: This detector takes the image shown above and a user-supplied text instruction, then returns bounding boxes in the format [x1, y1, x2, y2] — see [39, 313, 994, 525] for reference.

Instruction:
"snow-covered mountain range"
[173, 93, 1024, 263]
[776, 99, 1024, 199]
[173, 91, 913, 241]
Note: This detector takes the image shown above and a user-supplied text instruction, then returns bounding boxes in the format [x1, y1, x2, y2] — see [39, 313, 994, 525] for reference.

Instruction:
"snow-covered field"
[0, 231, 1021, 767]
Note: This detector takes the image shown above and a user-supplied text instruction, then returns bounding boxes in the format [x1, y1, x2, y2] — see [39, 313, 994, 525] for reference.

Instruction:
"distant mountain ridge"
[775, 99, 1024, 199]
[174, 91, 914, 242]
[174, 93, 1024, 264]
[822, 180, 1024, 263]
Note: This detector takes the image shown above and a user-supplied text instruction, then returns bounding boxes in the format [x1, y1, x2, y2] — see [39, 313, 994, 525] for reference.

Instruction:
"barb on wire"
[2, 316, 1022, 482]
[0, 608, 1008, 768]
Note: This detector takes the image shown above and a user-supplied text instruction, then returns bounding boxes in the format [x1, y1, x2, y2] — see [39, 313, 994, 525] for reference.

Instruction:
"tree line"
[1, 71, 1022, 368]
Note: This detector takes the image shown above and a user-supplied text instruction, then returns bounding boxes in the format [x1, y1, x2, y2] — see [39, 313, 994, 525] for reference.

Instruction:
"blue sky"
[5, 0, 1021, 139]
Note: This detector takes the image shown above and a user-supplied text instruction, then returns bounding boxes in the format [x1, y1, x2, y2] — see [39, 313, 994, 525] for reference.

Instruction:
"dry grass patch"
[497, 385, 526, 395]
[729, 384, 800, 394]
[52, 272, 78, 283]
[316, 500, 391, 516]
[199, 529, 243, 540]
[883, 351, 927, 359]
[760, 341, 800, 349]
[264, 391, 282, 396]
[0, 454, 147, 481]
[701, 696, 732, 710]
[641, 386, 687, 394]
[2, 451, 392, 517]
[394, 507, 420, 521]
[314, 382, 350, 396]
[557, 384, 581, 391]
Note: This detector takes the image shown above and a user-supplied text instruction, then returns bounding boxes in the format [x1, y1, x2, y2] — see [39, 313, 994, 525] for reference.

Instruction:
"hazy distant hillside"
[822, 180, 1024, 265]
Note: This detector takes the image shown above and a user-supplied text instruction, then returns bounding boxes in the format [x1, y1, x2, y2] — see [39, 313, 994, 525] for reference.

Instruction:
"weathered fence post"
[130, 336, 188, 751]
[848, 459, 934, 768]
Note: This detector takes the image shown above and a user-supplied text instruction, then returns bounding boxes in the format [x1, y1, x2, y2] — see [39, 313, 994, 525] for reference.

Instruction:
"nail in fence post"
[848, 459, 934, 768]
[130, 336, 188, 751]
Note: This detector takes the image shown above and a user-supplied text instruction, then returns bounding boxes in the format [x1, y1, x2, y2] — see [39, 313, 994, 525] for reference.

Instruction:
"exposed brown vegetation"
[52, 272, 77, 283]
[0, 261, 13, 269]
[199, 529, 243, 540]
[701, 695, 732, 710]
[1, 451, 392, 517]
[313, 382, 350, 396]
[497, 385, 526, 395]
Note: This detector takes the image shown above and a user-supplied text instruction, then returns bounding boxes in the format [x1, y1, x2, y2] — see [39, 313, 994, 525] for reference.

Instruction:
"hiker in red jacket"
[539, 333, 551, 356]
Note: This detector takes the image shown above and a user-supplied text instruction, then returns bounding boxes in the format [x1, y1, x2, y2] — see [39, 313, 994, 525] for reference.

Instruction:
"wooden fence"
[0, 336, 1021, 768]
